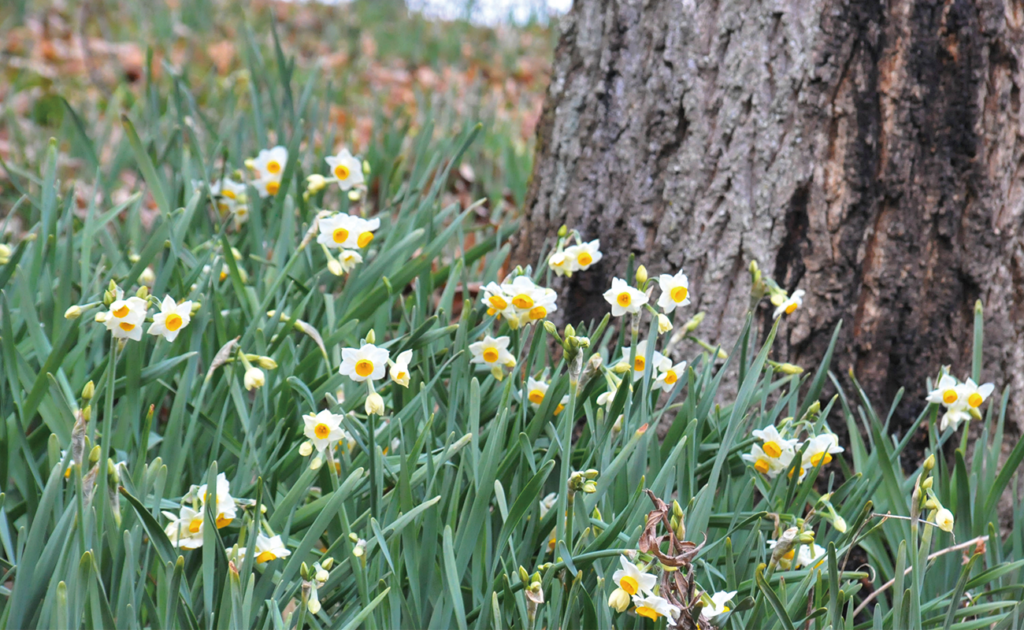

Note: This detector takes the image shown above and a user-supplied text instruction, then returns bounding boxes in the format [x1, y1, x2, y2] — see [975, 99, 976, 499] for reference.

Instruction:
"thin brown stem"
[851, 535, 988, 618]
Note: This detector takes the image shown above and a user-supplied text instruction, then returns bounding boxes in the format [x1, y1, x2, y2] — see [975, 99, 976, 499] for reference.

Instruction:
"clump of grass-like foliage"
[1, 21, 1023, 630]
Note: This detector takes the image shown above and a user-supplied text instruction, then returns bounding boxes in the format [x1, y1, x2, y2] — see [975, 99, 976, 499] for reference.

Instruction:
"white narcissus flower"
[940, 405, 971, 432]
[163, 506, 205, 549]
[604, 277, 648, 316]
[538, 492, 557, 518]
[742, 444, 795, 479]
[339, 343, 390, 382]
[548, 251, 576, 277]
[234, 533, 291, 564]
[563, 239, 602, 272]
[632, 594, 679, 622]
[303, 409, 345, 454]
[389, 350, 413, 387]
[802, 433, 844, 469]
[935, 507, 955, 532]
[751, 425, 799, 461]
[102, 288, 148, 341]
[337, 250, 363, 274]
[773, 289, 805, 319]
[481, 281, 511, 314]
[608, 586, 631, 613]
[656, 271, 690, 313]
[956, 378, 995, 410]
[524, 377, 549, 409]
[704, 591, 737, 618]
[497, 276, 558, 326]
[797, 542, 827, 569]
[611, 556, 657, 597]
[926, 374, 961, 407]
[653, 360, 687, 392]
[620, 340, 667, 376]
[317, 214, 365, 249]
[325, 148, 365, 190]
[251, 146, 288, 197]
[244, 367, 265, 391]
[147, 295, 193, 341]
[193, 472, 238, 528]
[469, 335, 515, 367]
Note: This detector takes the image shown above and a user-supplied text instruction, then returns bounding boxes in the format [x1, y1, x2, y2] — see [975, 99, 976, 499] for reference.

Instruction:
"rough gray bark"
[515, 0, 1024, 442]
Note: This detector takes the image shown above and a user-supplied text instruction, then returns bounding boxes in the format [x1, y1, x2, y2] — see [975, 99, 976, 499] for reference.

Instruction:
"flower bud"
[798, 531, 816, 544]
[657, 314, 672, 334]
[81, 380, 95, 400]
[256, 356, 278, 370]
[139, 267, 156, 286]
[315, 566, 330, 582]
[923, 454, 936, 471]
[582, 482, 597, 493]
[543, 321, 558, 336]
[191, 302, 202, 315]
[776, 362, 804, 375]
[672, 500, 684, 519]
[557, 225, 568, 238]
[321, 557, 334, 570]
[921, 477, 934, 490]
[82, 405, 91, 421]
[0, 243, 11, 265]
[299, 441, 313, 457]
[64, 305, 83, 320]
[244, 367, 265, 391]
[935, 508, 955, 532]
[89, 444, 101, 464]
[565, 324, 576, 338]
[310, 456, 323, 470]
[584, 469, 600, 479]
[833, 516, 847, 533]
[519, 566, 530, 583]
[135, 285, 149, 299]
[306, 174, 327, 194]
[365, 329, 376, 344]
[348, 190, 361, 202]
[635, 265, 648, 286]
[682, 312, 705, 333]
[608, 588, 630, 612]
[365, 392, 385, 416]
[327, 259, 344, 276]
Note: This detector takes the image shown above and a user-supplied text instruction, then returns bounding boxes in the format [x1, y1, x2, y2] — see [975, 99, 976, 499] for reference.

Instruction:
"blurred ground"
[0, 0, 559, 228]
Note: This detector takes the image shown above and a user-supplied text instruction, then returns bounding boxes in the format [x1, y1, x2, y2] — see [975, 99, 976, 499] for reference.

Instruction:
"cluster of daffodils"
[192, 177, 249, 229]
[301, 559, 334, 615]
[65, 281, 198, 344]
[547, 228, 603, 277]
[767, 526, 826, 571]
[306, 148, 367, 199]
[163, 473, 240, 550]
[603, 265, 690, 323]
[315, 210, 379, 276]
[925, 370, 995, 432]
[245, 145, 288, 198]
[741, 414, 844, 482]
[914, 454, 956, 533]
[482, 273, 559, 330]
[613, 340, 687, 392]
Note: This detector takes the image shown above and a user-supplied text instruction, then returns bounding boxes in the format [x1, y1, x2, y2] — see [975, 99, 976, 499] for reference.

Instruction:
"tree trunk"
[515, 0, 1024, 440]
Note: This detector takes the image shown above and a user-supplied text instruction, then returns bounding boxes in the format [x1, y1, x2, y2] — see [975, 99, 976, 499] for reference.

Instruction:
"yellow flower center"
[528, 390, 545, 405]
[334, 164, 351, 180]
[266, 160, 281, 174]
[220, 271, 228, 281]
[754, 459, 770, 474]
[554, 403, 565, 415]
[189, 517, 202, 534]
[314, 423, 331, 439]
[489, 295, 508, 310]
[670, 286, 688, 303]
[222, 189, 237, 200]
[355, 359, 375, 377]
[809, 452, 832, 467]
[968, 392, 983, 408]
[664, 370, 678, 385]
[619, 576, 639, 595]
[396, 371, 407, 382]
[119, 322, 136, 332]
[266, 181, 280, 195]
[788, 466, 806, 478]
[722, 606, 731, 613]
[486, 307, 496, 316]
[218, 202, 230, 213]
[577, 251, 593, 267]
[512, 294, 534, 309]
[333, 227, 350, 244]
[783, 549, 795, 560]
[357, 231, 374, 248]
[634, 356, 645, 372]
[785, 302, 798, 314]
[616, 292, 632, 308]
[528, 306, 547, 320]
[113, 304, 129, 318]
[255, 550, 277, 563]
[763, 441, 782, 458]
[215, 515, 232, 529]
[165, 313, 183, 332]
[942, 389, 958, 404]
[636, 606, 660, 620]
[482, 347, 500, 363]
